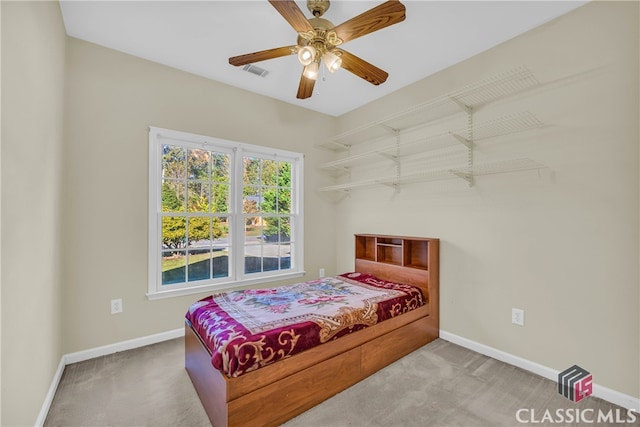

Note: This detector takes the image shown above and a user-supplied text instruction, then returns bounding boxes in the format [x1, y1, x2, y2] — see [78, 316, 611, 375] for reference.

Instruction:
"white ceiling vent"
[242, 64, 269, 78]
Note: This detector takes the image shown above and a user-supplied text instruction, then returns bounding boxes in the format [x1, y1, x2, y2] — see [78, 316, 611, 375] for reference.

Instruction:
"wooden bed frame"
[185, 234, 439, 427]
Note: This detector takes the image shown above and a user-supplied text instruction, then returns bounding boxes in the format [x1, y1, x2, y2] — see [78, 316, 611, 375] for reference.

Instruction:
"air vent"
[242, 64, 269, 77]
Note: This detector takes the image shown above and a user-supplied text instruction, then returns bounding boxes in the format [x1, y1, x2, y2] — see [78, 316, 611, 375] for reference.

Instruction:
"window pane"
[244, 257, 261, 273]
[244, 252, 262, 274]
[243, 157, 260, 185]
[162, 216, 186, 249]
[277, 188, 291, 214]
[262, 239, 279, 272]
[187, 182, 210, 212]
[187, 250, 211, 282]
[212, 184, 229, 213]
[281, 217, 291, 242]
[162, 180, 185, 212]
[188, 217, 210, 248]
[188, 148, 210, 179]
[261, 216, 279, 272]
[243, 185, 260, 214]
[261, 159, 278, 186]
[212, 217, 230, 242]
[213, 217, 230, 279]
[162, 250, 186, 285]
[262, 187, 277, 214]
[213, 247, 230, 278]
[263, 259, 278, 272]
[263, 216, 279, 242]
[280, 243, 292, 270]
[162, 145, 186, 179]
[279, 162, 291, 188]
[242, 215, 290, 274]
[245, 217, 262, 242]
[212, 153, 230, 183]
[244, 218, 262, 274]
[278, 162, 291, 215]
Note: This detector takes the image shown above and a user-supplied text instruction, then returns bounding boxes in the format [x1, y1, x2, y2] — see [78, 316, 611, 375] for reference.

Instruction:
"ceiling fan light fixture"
[297, 45, 317, 66]
[303, 60, 320, 80]
[229, 0, 406, 99]
[323, 50, 342, 73]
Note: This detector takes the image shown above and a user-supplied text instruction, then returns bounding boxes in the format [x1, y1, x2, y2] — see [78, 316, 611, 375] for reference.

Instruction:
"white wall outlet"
[512, 308, 525, 326]
[319, 268, 325, 278]
[111, 298, 123, 314]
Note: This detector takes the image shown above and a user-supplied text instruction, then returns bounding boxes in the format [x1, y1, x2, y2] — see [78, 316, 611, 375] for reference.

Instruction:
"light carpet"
[45, 337, 634, 426]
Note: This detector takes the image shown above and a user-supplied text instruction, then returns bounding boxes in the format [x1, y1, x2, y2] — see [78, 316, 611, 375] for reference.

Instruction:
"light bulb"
[303, 61, 319, 80]
[297, 46, 316, 66]
[323, 50, 342, 73]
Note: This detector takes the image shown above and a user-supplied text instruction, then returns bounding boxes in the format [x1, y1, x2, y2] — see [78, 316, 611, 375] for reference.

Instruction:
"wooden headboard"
[353, 234, 439, 328]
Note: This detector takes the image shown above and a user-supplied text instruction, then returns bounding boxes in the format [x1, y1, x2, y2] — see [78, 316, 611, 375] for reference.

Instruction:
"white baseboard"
[34, 357, 65, 427]
[36, 328, 185, 427]
[64, 328, 184, 364]
[439, 330, 640, 411]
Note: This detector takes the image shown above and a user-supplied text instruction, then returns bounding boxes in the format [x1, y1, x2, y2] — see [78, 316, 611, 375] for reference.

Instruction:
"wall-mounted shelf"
[317, 66, 548, 193]
[316, 66, 541, 152]
[318, 112, 545, 176]
[318, 158, 546, 192]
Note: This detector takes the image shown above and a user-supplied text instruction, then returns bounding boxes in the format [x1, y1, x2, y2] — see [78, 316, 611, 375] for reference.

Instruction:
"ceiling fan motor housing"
[297, 17, 340, 50]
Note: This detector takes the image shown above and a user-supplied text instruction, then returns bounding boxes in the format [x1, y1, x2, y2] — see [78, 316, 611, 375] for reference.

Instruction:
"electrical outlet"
[512, 308, 524, 326]
[319, 268, 325, 278]
[111, 299, 123, 314]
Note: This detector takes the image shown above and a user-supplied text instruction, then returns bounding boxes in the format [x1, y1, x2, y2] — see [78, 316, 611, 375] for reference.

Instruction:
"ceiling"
[59, 1, 587, 117]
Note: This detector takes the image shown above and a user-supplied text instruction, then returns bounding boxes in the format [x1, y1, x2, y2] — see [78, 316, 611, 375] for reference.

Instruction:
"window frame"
[148, 126, 304, 300]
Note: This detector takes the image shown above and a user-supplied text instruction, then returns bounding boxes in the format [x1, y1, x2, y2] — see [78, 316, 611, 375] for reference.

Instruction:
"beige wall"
[62, 37, 337, 353]
[1, 1, 67, 425]
[2, 1, 638, 425]
[334, 1, 639, 398]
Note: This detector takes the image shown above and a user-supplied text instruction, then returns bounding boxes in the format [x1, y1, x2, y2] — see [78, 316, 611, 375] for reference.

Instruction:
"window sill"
[146, 271, 306, 301]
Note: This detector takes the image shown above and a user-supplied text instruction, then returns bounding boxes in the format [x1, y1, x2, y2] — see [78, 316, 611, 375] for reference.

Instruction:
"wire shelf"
[317, 158, 546, 192]
[318, 111, 545, 173]
[316, 66, 541, 151]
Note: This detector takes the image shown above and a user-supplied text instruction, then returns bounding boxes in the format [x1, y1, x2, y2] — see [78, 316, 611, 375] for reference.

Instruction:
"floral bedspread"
[186, 272, 425, 378]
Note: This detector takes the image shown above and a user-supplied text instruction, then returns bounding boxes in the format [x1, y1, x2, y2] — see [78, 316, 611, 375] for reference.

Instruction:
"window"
[148, 127, 304, 299]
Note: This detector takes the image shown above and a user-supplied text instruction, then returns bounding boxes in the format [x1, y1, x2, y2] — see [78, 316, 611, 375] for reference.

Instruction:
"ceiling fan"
[228, 0, 406, 99]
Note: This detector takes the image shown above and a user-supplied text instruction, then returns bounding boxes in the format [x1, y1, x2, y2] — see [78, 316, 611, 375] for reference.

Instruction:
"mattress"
[185, 272, 426, 377]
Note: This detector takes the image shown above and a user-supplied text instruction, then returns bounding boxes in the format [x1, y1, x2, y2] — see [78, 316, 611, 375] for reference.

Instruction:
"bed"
[185, 234, 439, 427]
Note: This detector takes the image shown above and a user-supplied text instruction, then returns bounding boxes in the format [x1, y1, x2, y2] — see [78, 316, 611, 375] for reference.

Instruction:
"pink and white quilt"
[186, 272, 425, 377]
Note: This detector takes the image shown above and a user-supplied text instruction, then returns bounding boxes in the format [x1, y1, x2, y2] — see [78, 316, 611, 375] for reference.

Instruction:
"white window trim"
[147, 126, 304, 300]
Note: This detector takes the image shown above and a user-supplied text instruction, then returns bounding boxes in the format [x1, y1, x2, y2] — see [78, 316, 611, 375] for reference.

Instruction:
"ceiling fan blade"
[332, 1, 406, 44]
[229, 45, 297, 66]
[296, 72, 316, 99]
[339, 50, 389, 85]
[268, 0, 314, 33]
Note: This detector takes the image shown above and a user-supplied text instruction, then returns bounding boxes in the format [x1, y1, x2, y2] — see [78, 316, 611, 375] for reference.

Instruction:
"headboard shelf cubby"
[355, 234, 434, 270]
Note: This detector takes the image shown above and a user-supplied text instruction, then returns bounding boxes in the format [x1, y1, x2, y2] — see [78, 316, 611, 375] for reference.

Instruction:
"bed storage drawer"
[228, 347, 362, 427]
